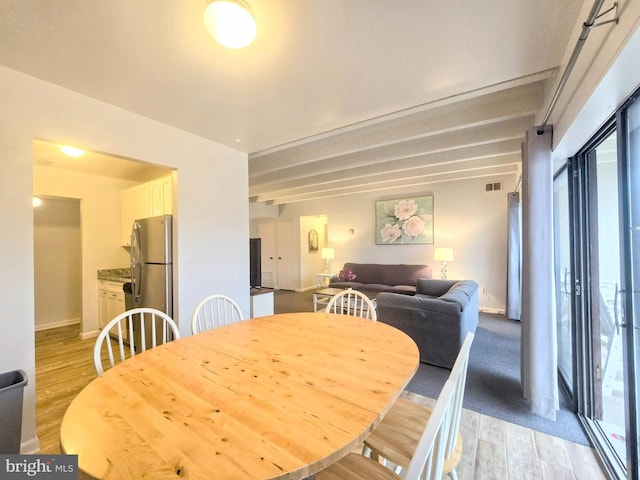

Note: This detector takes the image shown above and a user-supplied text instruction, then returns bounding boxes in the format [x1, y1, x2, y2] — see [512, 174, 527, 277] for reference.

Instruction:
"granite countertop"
[97, 268, 131, 283]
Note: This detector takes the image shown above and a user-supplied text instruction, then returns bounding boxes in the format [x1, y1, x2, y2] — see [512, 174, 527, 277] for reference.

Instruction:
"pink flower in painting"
[402, 216, 425, 237]
[380, 223, 402, 242]
[394, 199, 418, 221]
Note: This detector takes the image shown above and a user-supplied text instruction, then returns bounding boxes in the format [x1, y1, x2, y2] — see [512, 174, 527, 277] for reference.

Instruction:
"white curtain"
[507, 191, 521, 321]
[521, 126, 558, 420]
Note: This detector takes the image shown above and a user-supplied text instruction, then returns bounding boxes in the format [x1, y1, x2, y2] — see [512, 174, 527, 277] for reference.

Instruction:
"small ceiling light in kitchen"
[204, 0, 256, 49]
[59, 146, 86, 157]
[32, 196, 42, 207]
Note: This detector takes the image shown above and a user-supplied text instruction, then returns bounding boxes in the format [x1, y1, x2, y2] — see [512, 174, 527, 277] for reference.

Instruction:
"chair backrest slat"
[325, 289, 377, 321]
[94, 308, 180, 376]
[191, 294, 244, 334]
[445, 332, 474, 457]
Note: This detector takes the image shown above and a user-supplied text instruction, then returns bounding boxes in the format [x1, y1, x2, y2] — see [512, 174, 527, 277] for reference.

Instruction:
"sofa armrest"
[377, 288, 479, 368]
[416, 278, 457, 296]
[376, 292, 461, 315]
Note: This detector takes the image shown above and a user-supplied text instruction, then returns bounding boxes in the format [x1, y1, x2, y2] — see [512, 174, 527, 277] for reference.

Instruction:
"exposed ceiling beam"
[255, 153, 521, 203]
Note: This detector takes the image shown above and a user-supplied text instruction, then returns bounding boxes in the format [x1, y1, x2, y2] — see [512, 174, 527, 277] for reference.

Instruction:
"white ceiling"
[0, 0, 586, 204]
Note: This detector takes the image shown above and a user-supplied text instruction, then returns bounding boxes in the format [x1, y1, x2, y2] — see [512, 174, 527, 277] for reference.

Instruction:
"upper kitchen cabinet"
[121, 175, 172, 246]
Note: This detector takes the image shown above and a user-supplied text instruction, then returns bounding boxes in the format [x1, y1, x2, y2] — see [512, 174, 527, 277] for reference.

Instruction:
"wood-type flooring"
[35, 324, 609, 479]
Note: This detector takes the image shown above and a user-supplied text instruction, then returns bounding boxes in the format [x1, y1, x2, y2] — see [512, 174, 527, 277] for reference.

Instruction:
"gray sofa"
[376, 278, 479, 368]
[329, 262, 432, 294]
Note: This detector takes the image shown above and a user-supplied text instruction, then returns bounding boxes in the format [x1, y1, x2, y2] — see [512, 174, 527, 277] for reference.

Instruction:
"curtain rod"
[537, 0, 618, 135]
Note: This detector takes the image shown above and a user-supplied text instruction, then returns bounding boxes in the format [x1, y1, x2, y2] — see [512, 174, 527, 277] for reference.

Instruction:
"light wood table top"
[60, 312, 419, 480]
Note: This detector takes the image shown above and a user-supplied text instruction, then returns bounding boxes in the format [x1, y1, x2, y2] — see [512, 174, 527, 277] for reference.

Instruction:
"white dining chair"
[363, 332, 474, 479]
[191, 294, 244, 334]
[316, 380, 456, 480]
[325, 288, 377, 321]
[93, 307, 180, 376]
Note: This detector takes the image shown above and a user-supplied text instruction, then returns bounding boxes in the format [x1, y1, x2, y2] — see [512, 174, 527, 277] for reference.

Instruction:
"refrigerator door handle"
[131, 222, 143, 264]
[131, 222, 142, 304]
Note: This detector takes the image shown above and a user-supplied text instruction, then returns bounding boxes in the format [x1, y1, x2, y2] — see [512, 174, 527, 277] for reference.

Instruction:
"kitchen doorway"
[33, 195, 82, 332]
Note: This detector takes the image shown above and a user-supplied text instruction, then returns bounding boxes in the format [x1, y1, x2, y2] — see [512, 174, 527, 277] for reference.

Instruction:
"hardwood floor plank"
[454, 408, 479, 480]
[535, 430, 574, 479]
[564, 439, 609, 480]
[474, 438, 507, 480]
[505, 421, 544, 480]
[36, 324, 98, 454]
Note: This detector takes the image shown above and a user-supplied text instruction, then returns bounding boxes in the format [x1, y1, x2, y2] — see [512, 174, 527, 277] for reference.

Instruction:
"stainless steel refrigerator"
[128, 214, 173, 346]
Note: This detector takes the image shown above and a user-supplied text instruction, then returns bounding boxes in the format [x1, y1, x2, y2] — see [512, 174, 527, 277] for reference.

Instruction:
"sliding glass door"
[586, 131, 627, 466]
[617, 97, 640, 480]
[557, 89, 640, 480]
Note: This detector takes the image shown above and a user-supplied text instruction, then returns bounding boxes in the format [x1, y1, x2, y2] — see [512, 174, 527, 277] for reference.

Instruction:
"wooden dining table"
[60, 312, 419, 480]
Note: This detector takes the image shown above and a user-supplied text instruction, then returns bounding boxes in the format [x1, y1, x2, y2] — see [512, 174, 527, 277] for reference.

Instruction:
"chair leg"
[361, 446, 395, 469]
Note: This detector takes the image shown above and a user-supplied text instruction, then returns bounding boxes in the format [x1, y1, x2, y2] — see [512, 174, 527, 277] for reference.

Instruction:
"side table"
[315, 272, 337, 289]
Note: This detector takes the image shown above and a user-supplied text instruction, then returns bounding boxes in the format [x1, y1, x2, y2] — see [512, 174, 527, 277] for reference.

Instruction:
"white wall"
[33, 196, 82, 330]
[0, 65, 249, 453]
[299, 214, 328, 287]
[277, 174, 517, 312]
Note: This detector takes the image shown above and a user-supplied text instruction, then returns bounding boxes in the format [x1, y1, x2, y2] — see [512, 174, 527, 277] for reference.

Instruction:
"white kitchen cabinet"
[120, 175, 172, 246]
[98, 280, 126, 329]
[149, 176, 172, 217]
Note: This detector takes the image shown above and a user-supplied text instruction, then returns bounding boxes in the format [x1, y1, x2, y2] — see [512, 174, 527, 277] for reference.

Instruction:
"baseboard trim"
[479, 307, 506, 315]
[34, 318, 81, 332]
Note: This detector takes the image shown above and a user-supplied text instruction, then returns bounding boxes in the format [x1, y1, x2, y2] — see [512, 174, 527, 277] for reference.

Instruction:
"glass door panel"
[621, 98, 640, 478]
[589, 132, 628, 465]
[554, 168, 573, 392]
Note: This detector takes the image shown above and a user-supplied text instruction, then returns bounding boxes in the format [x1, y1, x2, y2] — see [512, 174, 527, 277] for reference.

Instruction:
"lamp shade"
[434, 247, 454, 262]
[204, 0, 256, 49]
[321, 248, 335, 260]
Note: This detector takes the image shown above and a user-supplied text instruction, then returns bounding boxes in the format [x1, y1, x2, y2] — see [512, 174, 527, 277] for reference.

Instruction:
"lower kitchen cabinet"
[98, 280, 125, 329]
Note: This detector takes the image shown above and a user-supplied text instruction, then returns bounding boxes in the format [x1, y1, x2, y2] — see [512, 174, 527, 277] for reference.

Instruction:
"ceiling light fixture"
[203, 0, 256, 49]
[59, 146, 86, 157]
[32, 196, 42, 207]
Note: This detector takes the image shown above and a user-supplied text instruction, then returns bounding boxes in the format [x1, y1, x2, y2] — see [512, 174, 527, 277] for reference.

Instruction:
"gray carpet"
[273, 289, 589, 446]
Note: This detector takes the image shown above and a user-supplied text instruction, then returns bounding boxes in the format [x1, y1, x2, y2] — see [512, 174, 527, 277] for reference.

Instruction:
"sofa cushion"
[343, 263, 432, 287]
[415, 293, 437, 300]
[387, 285, 417, 295]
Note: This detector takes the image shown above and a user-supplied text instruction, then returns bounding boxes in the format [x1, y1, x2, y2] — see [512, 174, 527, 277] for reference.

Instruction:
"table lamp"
[321, 247, 335, 273]
[434, 247, 454, 279]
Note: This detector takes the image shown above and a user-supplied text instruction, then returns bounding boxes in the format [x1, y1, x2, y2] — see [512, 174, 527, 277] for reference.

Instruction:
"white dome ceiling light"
[59, 145, 86, 157]
[204, 0, 257, 49]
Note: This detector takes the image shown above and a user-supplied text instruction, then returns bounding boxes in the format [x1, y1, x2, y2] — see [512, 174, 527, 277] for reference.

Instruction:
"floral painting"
[375, 195, 434, 244]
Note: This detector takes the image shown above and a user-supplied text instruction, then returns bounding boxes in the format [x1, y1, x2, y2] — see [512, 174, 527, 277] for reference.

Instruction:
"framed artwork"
[308, 229, 319, 252]
[375, 195, 434, 244]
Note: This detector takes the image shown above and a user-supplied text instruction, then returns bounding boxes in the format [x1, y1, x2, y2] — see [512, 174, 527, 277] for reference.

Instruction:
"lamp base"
[440, 262, 448, 280]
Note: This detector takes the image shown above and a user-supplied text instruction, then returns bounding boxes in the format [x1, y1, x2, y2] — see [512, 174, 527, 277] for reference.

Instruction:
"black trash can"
[0, 370, 28, 454]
